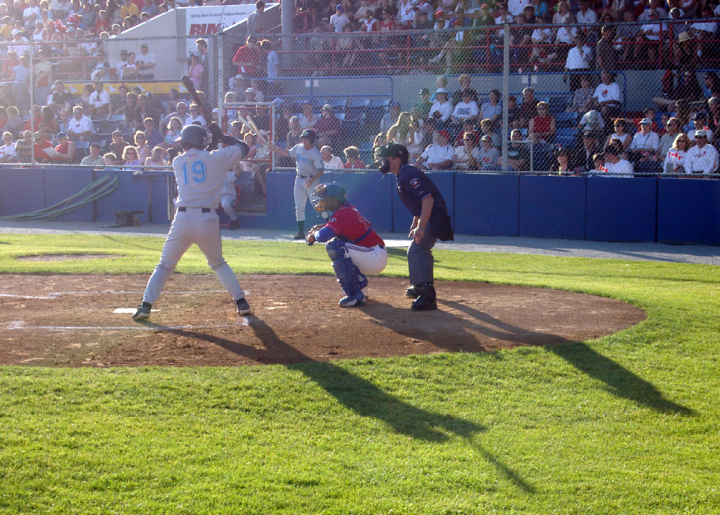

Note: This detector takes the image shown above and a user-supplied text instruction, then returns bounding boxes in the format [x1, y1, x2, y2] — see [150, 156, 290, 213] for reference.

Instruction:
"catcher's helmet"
[177, 124, 207, 150]
[311, 182, 348, 219]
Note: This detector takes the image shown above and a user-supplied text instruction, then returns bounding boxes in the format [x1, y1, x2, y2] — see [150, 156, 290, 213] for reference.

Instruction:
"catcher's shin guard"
[327, 238, 366, 297]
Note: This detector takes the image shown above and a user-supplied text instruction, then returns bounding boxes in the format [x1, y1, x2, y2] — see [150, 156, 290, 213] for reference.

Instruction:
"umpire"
[378, 143, 454, 311]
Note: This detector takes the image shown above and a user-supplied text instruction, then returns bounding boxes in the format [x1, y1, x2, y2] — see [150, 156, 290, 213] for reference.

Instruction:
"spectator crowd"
[0, 0, 718, 176]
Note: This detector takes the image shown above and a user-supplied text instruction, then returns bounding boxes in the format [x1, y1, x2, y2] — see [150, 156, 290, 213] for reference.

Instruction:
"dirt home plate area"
[0, 274, 646, 367]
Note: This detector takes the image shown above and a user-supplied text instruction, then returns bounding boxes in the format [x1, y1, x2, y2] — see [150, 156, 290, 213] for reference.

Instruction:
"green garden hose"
[0, 173, 119, 221]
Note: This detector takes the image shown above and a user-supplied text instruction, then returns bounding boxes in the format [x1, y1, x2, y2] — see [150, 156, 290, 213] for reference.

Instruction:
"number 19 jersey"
[173, 146, 245, 209]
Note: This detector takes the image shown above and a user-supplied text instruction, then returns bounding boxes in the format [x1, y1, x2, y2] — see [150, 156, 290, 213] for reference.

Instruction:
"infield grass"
[0, 234, 718, 514]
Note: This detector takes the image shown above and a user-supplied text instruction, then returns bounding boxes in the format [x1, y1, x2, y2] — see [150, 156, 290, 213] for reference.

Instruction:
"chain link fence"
[1, 17, 717, 217]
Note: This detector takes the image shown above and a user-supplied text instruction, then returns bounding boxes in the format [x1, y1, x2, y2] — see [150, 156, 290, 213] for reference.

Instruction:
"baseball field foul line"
[4, 320, 250, 331]
[0, 290, 228, 300]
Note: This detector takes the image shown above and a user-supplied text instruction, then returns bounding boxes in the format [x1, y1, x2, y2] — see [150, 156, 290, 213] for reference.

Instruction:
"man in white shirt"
[508, 0, 531, 17]
[246, 1, 265, 35]
[628, 118, 660, 161]
[88, 82, 110, 117]
[320, 145, 344, 171]
[416, 130, 454, 170]
[136, 43, 156, 79]
[603, 144, 634, 175]
[688, 112, 714, 143]
[66, 105, 95, 142]
[592, 71, 623, 122]
[0, 131, 17, 162]
[494, 2, 513, 37]
[684, 130, 718, 173]
[330, 4, 350, 32]
[22, 0, 40, 29]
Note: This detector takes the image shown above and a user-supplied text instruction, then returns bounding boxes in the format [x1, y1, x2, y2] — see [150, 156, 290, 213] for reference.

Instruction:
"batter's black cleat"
[236, 297, 253, 316]
[132, 302, 152, 321]
[411, 282, 437, 311]
[293, 231, 305, 240]
[228, 219, 240, 230]
[405, 284, 420, 298]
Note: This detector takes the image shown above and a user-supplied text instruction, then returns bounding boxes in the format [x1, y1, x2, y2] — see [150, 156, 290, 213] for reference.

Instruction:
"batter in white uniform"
[268, 129, 324, 239]
[132, 124, 252, 321]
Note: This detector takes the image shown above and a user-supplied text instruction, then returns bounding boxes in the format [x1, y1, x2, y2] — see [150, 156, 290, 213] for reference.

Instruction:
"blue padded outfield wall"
[0, 167, 718, 245]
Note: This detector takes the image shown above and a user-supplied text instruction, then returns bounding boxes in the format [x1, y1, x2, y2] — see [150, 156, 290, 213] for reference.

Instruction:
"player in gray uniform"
[132, 124, 252, 321]
[268, 129, 324, 239]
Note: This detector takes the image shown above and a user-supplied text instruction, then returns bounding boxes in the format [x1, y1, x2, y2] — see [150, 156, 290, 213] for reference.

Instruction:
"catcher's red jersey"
[325, 205, 384, 248]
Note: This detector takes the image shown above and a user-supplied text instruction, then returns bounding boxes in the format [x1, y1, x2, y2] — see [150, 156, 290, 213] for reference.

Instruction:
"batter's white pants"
[142, 208, 245, 305]
[294, 175, 319, 222]
[220, 194, 237, 221]
[347, 243, 388, 275]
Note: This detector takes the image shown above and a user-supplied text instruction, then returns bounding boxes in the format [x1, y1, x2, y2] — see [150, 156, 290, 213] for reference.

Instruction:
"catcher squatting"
[132, 124, 452, 320]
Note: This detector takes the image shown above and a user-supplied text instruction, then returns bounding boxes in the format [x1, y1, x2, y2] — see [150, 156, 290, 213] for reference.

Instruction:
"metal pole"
[281, 0, 294, 70]
[216, 33, 224, 124]
[29, 41, 35, 164]
[501, 23, 509, 172]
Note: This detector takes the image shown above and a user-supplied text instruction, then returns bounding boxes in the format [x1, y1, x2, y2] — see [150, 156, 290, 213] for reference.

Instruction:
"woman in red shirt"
[528, 101, 556, 145]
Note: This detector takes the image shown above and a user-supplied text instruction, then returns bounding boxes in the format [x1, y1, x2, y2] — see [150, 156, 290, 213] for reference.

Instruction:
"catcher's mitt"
[305, 223, 326, 246]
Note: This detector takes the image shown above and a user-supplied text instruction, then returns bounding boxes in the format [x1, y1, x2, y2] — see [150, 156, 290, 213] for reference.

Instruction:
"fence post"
[502, 23, 509, 173]
[216, 32, 224, 125]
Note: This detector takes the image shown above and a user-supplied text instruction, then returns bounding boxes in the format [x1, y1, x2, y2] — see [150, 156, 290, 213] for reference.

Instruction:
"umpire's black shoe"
[132, 302, 152, 321]
[411, 282, 437, 311]
[236, 296, 253, 316]
[405, 284, 420, 298]
[292, 231, 305, 240]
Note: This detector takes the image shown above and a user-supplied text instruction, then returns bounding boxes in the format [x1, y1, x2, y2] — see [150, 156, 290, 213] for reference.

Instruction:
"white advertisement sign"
[184, 5, 257, 54]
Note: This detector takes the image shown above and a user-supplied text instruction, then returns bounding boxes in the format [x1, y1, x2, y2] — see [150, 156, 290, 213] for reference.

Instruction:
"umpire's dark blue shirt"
[396, 164, 447, 217]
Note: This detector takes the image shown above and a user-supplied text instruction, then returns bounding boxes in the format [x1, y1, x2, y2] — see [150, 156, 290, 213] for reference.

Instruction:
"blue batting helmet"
[177, 124, 207, 150]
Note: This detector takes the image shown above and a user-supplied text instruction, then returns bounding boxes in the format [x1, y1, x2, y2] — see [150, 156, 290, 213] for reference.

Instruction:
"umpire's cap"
[177, 124, 207, 150]
[301, 129, 316, 144]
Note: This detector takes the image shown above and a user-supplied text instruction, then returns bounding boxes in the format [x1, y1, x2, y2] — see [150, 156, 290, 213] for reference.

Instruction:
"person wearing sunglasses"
[184, 103, 207, 127]
[663, 133, 690, 174]
[684, 129, 719, 174]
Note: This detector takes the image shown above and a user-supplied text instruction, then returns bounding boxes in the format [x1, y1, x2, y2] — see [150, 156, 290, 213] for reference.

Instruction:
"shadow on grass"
[370, 299, 692, 416]
[142, 316, 534, 492]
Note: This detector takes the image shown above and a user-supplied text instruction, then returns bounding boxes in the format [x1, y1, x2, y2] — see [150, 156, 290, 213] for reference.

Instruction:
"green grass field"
[0, 234, 718, 514]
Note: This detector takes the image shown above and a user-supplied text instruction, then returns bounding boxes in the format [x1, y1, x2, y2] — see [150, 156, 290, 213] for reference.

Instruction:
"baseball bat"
[181, 75, 211, 123]
[236, 113, 267, 145]
[246, 115, 269, 145]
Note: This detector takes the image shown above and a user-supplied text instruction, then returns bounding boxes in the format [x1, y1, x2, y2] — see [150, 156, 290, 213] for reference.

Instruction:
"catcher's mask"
[376, 143, 409, 175]
[311, 182, 348, 219]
